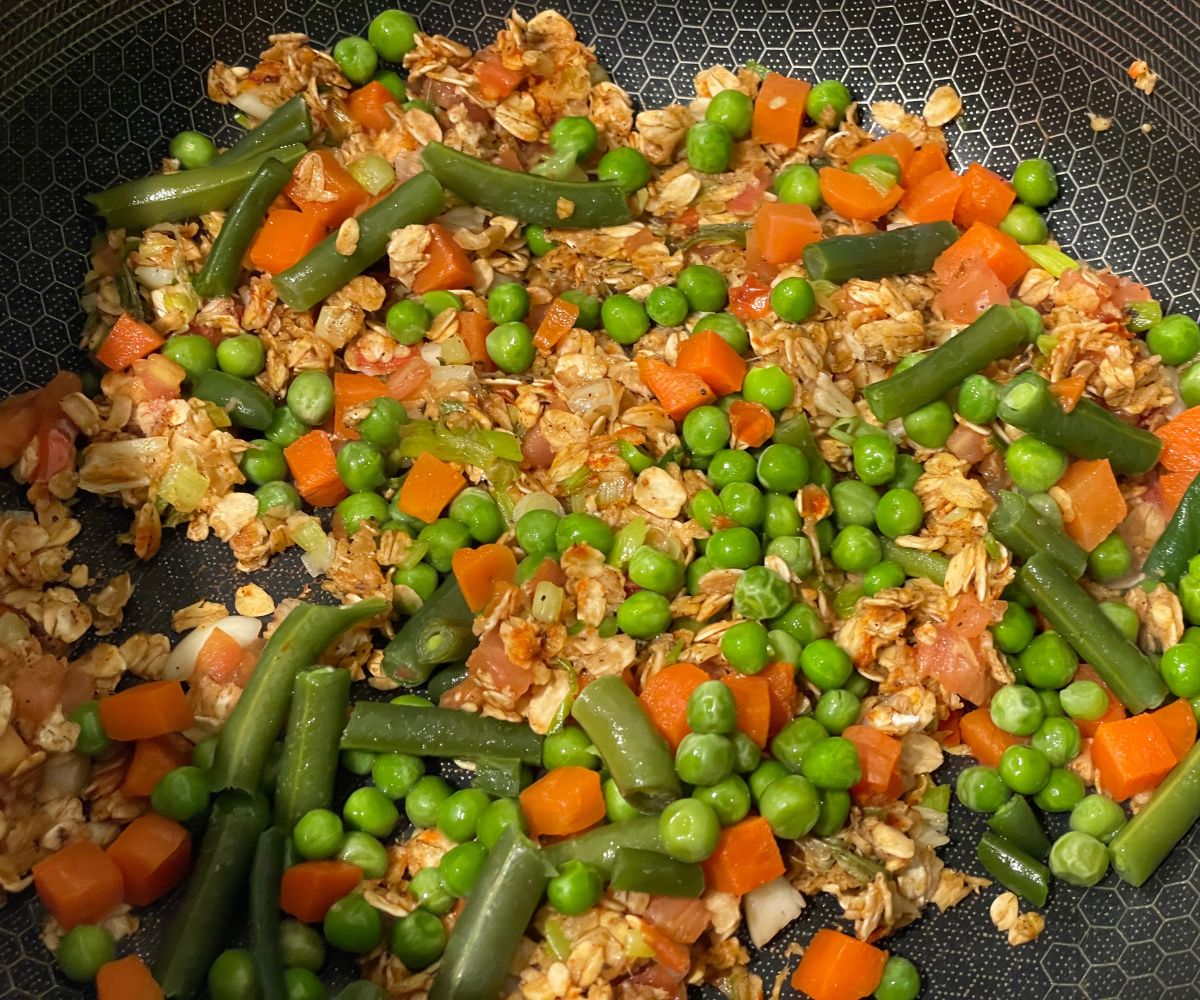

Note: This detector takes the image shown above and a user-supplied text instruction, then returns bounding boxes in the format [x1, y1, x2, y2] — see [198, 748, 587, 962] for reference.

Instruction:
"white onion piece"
[133, 265, 177, 289]
[41, 753, 91, 797]
[420, 341, 443, 366]
[565, 380, 621, 421]
[300, 536, 335, 578]
[429, 364, 477, 387]
[163, 616, 262, 681]
[230, 87, 276, 122]
[512, 491, 563, 520]
[744, 876, 805, 948]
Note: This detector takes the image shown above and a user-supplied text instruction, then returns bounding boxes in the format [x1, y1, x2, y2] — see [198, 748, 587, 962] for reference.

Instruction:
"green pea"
[596, 147, 651, 193]
[336, 831, 389, 879]
[774, 164, 822, 208]
[874, 956, 921, 1000]
[1031, 716, 1081, 768]
[990, 684, 1045, 736]
[151, 765, 211, 822]
[486, 321, 535, 373]
[721, 619, 771, 674]
[408, 867, 454, 915]
[405, 775, 452, 828]
[1034, 767, 1086, 813]
[814, 788, 852, 837]
[717, 481, 763, 528]
[67, 701, 111, 756]
[1070, 794, 1127, 844]
[294, 808, 343, 860]
[832, 479, 879, 528]
[687, 680, 739, 734]
[323, 892, 384, 952]
[682, 405, 731, 456]
[265, 405, 307, 448]
[368, 9, 419, 61]
[217, 333, 266, 378]
[800, 736, 861, 791]
[658, 798, 720, 862]
[1161, 642, 1200, 698]
[759, 773, 821, 837]
[1011, 158, 1059, 207]
[617, 590, 672, 640]
[771, 601, 827, 645]
[371, 752, 425, 799]
[831, 524, 882, 572]
[549, 115, 598, 157]
[515, 508, 560, 555]
[834, 583, 864, 619]
[731, 731, 762, 773]
[162, 333, 217, 378]
[543, 726, 600, 770]
[806, 79, 853, 127]
[418, 518, 471, 571]
[440, 840, 488, 896]
[170, 130, 216, 170]
[800, 638, 853, 690]
[556, 511, 613, 555]
[628, 545, 685, 595]
[56, 924, 116, 983]
[434, 787, 489, 843]
[448, 487, 504, 544]
[749, 759, 790, 802]
[998, 744, 1052, 795]
[766, 622, 805, 668]
[1018, 631, 1077, 690]
[337, 492, 389, 536]
[862, 559, 905, 595]
[336, 440, 384, 494]
[389, 907, 446, 970]
[208, 948, 259, 999]
[279, 919, 326, 972]
[848, 153, 901, 189]
[888, 454, 924, 490]
[287, 370, 334, 426]
[814, 688, 861, 735]
[998, 204, 1048, 245]
[763, 492, 804, 540]
[1147, 314, 1200, 366]
[676, 264, 728, 313]
[487, 283, 530, 324]
[386, 299, 431, 345]
[956, 374, 1000, 424]
[644, 284, 689, 327]
[853, 434, 897, 486]
[341, 749, 378, 776]
[1180, 361, 1200, 407]
[477, 798, 528, 849]
[770, 277, 816, 323]
[955, 765, 1011, 813]
[675, 732, 736, 786]
[371, 69, 407, 102]
[333, 36, 378, 85]
[693, 312, 749, 354]
[733, 565, 791, 620]
[742, 365, 794, 410]
[686, 121, 735, 173]
[524, 224, 556, 256]
[1005, 436, 1067, 493]
[756, 443, 808, 492]
[707, 449, 757, 489]
[343, 786, 399, 838]
[705, 89, 753, 138]
[902, 400, 954, 449]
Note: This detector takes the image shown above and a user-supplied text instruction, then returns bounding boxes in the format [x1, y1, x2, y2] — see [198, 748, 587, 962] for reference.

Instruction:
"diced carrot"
[721, 674, 772, 748]
[954, 162, 1016, 229]
[519, 766, 606, 839]
[106, 814, 191, 906]
[902, 144, 949, 187]
[742, 226, 778, 282]
[900, 169, 965, 223]
[412, 223, 475, 294]
[332, 372, 388, 440]
[98, 680, 193, 741]
[248, 209, 326, 275]
[849, 133, 916, 173]
[842, 725, 904, 804]
[761, 661, 799, 737]
[452, 543, 518, 612]
[1092, 713, 1178, 800]
[533, 297, 581, 353]
[96, 955, 163, 1000]
[729, 400, 775, 448]
[676, 330, 747, 396]
[476, 53, 525, 101]
[1053, 459, 1128, 551]
[933, 221, 1030, 288]
[1150, 699, 1197, 760]
[960, 706, 1024, 767]
[701, 816, 785, 895]
[1073, 665, 1126, 738]
[791, 927, 889, 1000]
[32, 839, 125, 930]
[753, 202, 822, 264]
[751, 72, 811, 148]
[279, 860, 363, 923]
[1159, 470, 1195, 517]
[456, 311, 496, 369]
[637, 356, 716, 421]
[1050, 374, 1087, 413]
[285, 149, 367, 228]
[1155, 406, 1200, 474]
[932, 254, 1010, 323]
[818, 167, 905, 222]
[398, 452, 467, 524]
[120, 733, 193, 798]
[96, 313, 165, 371]
[346, 79, 401, 132]
[639, 663, 710, 751]
[728, 276, 773, 321]
[284, 429, 348, 508]
[639, 922, 693, 978]
[938, 709, 963, 748]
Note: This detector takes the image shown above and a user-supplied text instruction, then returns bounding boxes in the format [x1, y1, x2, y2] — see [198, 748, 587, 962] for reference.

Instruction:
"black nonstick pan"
[2, 0, 1199, 996]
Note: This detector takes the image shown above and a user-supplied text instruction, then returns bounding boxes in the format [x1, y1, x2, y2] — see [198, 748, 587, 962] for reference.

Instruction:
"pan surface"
[2, 0, 1200, 996]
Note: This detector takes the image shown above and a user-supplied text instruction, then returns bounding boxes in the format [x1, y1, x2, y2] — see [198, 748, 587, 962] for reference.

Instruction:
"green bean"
[219, 96, 314, 163]
[274, 667, 351, 830]
[997, 374, 1162, 475]
[865, 305, 1025, 422]
[421, 141, 631, 229]
[472, 757, 529, 797]
[1019, 553, 1166, 714]
[428, 664, 470, 704]
[1143, 471, 1200, 587]
[88, 145, 305, 230]
[250, 827, 287, 1000]
[986, 794, 1050, 860]
[209, 599, 386, 793]
[609, 848, 705, 897]
[880, 539, 949, 585]
[189, 370, 275, 431]
[193, 158, 293, 297]
[382, 578, 478, 687]
[989, 490, 1087, 579]
[274, 172, 444, 311]
[1109, 741, 1200, 886]
[803, 221, 959, 283]
[429, 828, 549, 1000]
[341, 702, 543, 765]
[542, 816, 664, 878]
[570, 676, 681, 811]
[976, 831, 1050, 907]
[154, 790, 270, 997]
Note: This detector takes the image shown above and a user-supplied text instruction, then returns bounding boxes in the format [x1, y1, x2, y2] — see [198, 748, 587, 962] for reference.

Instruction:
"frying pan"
[2, 0, 1200, 996]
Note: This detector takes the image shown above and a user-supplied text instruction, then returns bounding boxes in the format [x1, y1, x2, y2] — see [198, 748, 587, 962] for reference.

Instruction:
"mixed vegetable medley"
[5, 8, 1200, 1000]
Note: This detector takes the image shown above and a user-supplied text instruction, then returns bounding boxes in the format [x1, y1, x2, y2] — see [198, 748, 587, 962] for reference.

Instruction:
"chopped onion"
[157, 459, 211, 513]
[595, 475, 630, 509]
[429, 364, 477, 387]
[0, 611, 30, 645]
[419, 341, 443, 366]
[513, 491, 563, 521]
[133, 265, 177, 289]
[163, 615, 262, 681]
[440, 334, 472, 365]
[531, 582, 564, 623]
[41, 753, 91, 798]
[565, 380, 622, 421]
[744, 876, 805, 948]
[301, 536, 335, 577]
[289, 516, 328, 554]
[230, 87, 277, 123]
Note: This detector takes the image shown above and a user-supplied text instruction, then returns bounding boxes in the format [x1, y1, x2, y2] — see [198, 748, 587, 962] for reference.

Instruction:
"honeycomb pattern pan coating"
[1, 0, 1199, 997]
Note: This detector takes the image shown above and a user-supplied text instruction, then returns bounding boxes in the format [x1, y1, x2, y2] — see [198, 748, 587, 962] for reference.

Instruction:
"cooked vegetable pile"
[5, 8, 1200, 1000]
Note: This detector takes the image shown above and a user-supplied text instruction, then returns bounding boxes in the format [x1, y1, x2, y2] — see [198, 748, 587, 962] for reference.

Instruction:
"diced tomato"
[385, 355, 432, 400]
[11, 654, 67, 726]
[728, 276, 773, 321]
[933, 255, 1011, 324]
[644, 896, 711, 944]
[466, 629, 530, 697]
[918, 593, 1003, 706]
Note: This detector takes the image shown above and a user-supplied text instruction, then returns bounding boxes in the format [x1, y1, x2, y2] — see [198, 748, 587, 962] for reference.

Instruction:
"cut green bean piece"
[976, 831, 1050, 907]
[542, 816, 664, 878]
[1143, 471, 1200, 587]
[341, 702, 543, 765]
[1109, 741, 1200, 886]
[219, 95, 314, 163]
[989, 490, 1087, 579]
[473, 757, 529, 797]
[880, 539, 949, 586]
[382, 578, 478, 687]
[250, 827, 288, 1000]
[987, 794, 1051, 860]
[803, 221, 959, 283]
[609, 848, 705, 897]
[274, 667, 351, 831]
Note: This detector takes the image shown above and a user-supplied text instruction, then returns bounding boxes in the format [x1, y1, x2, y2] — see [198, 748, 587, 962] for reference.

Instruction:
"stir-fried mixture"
[4, 9, 1200, 1000]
